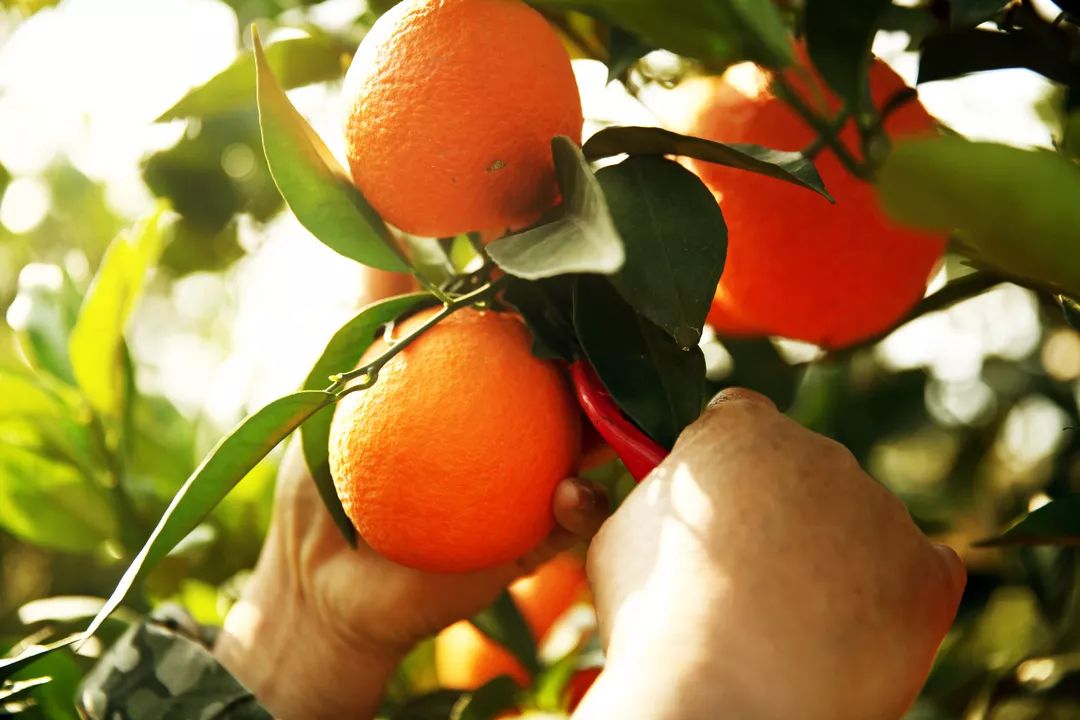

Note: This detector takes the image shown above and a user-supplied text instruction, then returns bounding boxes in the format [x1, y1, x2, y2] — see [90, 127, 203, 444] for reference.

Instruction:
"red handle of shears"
[569, 359, 667, 483]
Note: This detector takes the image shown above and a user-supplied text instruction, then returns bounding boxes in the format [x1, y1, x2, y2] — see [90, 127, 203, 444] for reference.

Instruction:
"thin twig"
[821, 272, 1007, 363]
[772, 74, 869, 178]
[326, 278, 507, 394]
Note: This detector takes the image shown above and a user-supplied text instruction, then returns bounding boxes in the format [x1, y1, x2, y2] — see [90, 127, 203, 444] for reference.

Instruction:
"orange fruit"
[683, 52, 944, 349]
[435, 552, 589, 689]
[328, 307, 581, 572]
[344, 0, 583, 238]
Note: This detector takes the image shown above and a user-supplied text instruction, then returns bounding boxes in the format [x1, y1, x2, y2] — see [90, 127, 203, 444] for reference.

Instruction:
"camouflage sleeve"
[77, 604, 272, 720]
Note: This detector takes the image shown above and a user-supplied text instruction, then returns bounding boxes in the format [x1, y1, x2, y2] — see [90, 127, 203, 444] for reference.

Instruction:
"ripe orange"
[344, 0, 583, 238]
[328, 307, 581, 572]
[683, 52, 945, 348]
[435, 552, 589, 689]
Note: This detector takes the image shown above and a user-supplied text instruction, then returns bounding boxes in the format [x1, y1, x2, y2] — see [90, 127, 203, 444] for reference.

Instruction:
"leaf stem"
[821, 271, 1006, 362]
[799, 106, 851, 160]
[384, 235, 452, 304]
[327, 278, 506, 394]
[773, 74, 869, 179]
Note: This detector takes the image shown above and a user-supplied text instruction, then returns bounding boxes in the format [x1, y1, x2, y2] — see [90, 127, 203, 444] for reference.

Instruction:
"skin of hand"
[213, 270, 607, 719]
[214, 444, 606, 720]
[575, 388, 966, 720]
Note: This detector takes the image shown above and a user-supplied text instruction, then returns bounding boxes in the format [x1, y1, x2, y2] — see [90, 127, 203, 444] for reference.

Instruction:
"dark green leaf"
[532, 0, 792, 69]
[390, 689, 465, 720]
[597, 156, 726, 349]
[159, 35, 351, 121]
[0, 636, 78, 684]
[574, 275, 706, 448]
[976, 494, 1080, 547]
[720, 338, 801, 412]
[606, 26, 652, 83]
[83, 391, 335, 640]
[918, 30, 1071, 85]
[6, 265, 81, 383]
[878, 137, 1080, 296]
[451, 676, 519, 720]
[805, 0, 892, 115]
[253, 29, 407, 272]
[582, 126, 832, 201]
[487, 137, 624, 279]
[502, 276, 579, 361]
[470, 591, 540, 678]
[1060, 295, 1080, 330]
[0, 445, 115, 553]
[878, 6, 942, 48]
[301, 293, 433, 545]
[69, 205, 170, 420]
[949, 0, 1010, 27]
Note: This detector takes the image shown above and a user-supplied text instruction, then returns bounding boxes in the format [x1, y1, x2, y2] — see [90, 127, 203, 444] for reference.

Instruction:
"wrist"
[213, 550, 404, 719]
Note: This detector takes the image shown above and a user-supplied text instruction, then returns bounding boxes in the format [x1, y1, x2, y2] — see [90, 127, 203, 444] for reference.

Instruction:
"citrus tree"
[2, 0, 1080, 718]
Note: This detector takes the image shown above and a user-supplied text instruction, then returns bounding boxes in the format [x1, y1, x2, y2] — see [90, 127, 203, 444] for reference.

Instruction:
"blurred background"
[1, 0, 1079, 718]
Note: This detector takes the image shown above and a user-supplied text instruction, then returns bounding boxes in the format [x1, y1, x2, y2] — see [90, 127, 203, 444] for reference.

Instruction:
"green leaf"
[7, 644, 80, 720]
[487, 137, 624, 279]
[0, 369, 80, 423]
[533, 646, 582, 711]
[301, 293, 433, 545]
[582, 126, 832, 201]
[0, 371, 97, 476]
[805, 0, 891, 115]
[976, 494, 1080, 547]
[573, 275, 706, 449]
[533, 0, 791, 69]
[606, 26, 652, 83]
[0, 636, 79, 684]
[6, 264, 81, 383]
[0, 677, 51, 704]
[0, 445, 115, 553]
[721, 338, 802, 412]
[597, 156, 726, 349]
[918, 29, 1071, 85]
[69, 205, 170, 420]
[878, 137, 1080, 296]
[450, 676, 519, 720]
[253, 28, 407, 272]
[470, 591, 541, 678]
[159, 34, 351, 121]
[502, 276, 579, 361]
[82, 391, 335, 641]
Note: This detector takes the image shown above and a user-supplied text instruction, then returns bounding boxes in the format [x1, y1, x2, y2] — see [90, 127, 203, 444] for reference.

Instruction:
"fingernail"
[575, 482, 597, 511]
[933, 542, 967, 596]
[707, 387, 776, 411]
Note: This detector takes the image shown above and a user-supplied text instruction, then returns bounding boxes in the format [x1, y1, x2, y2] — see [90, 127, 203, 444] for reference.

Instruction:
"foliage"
[2, 0, 1080, 718]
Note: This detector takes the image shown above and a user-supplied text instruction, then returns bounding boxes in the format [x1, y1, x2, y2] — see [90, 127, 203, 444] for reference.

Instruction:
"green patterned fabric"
[77, 605, 271, 720]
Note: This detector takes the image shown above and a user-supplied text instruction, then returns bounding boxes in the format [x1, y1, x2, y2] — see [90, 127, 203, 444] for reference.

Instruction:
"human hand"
[576, 389, 965, 720]
[214, 444, 606, 719]
[213, 267, 608, 719]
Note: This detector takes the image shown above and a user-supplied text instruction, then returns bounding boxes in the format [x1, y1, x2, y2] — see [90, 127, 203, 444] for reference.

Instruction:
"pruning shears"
[569, 359, 667, 483]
